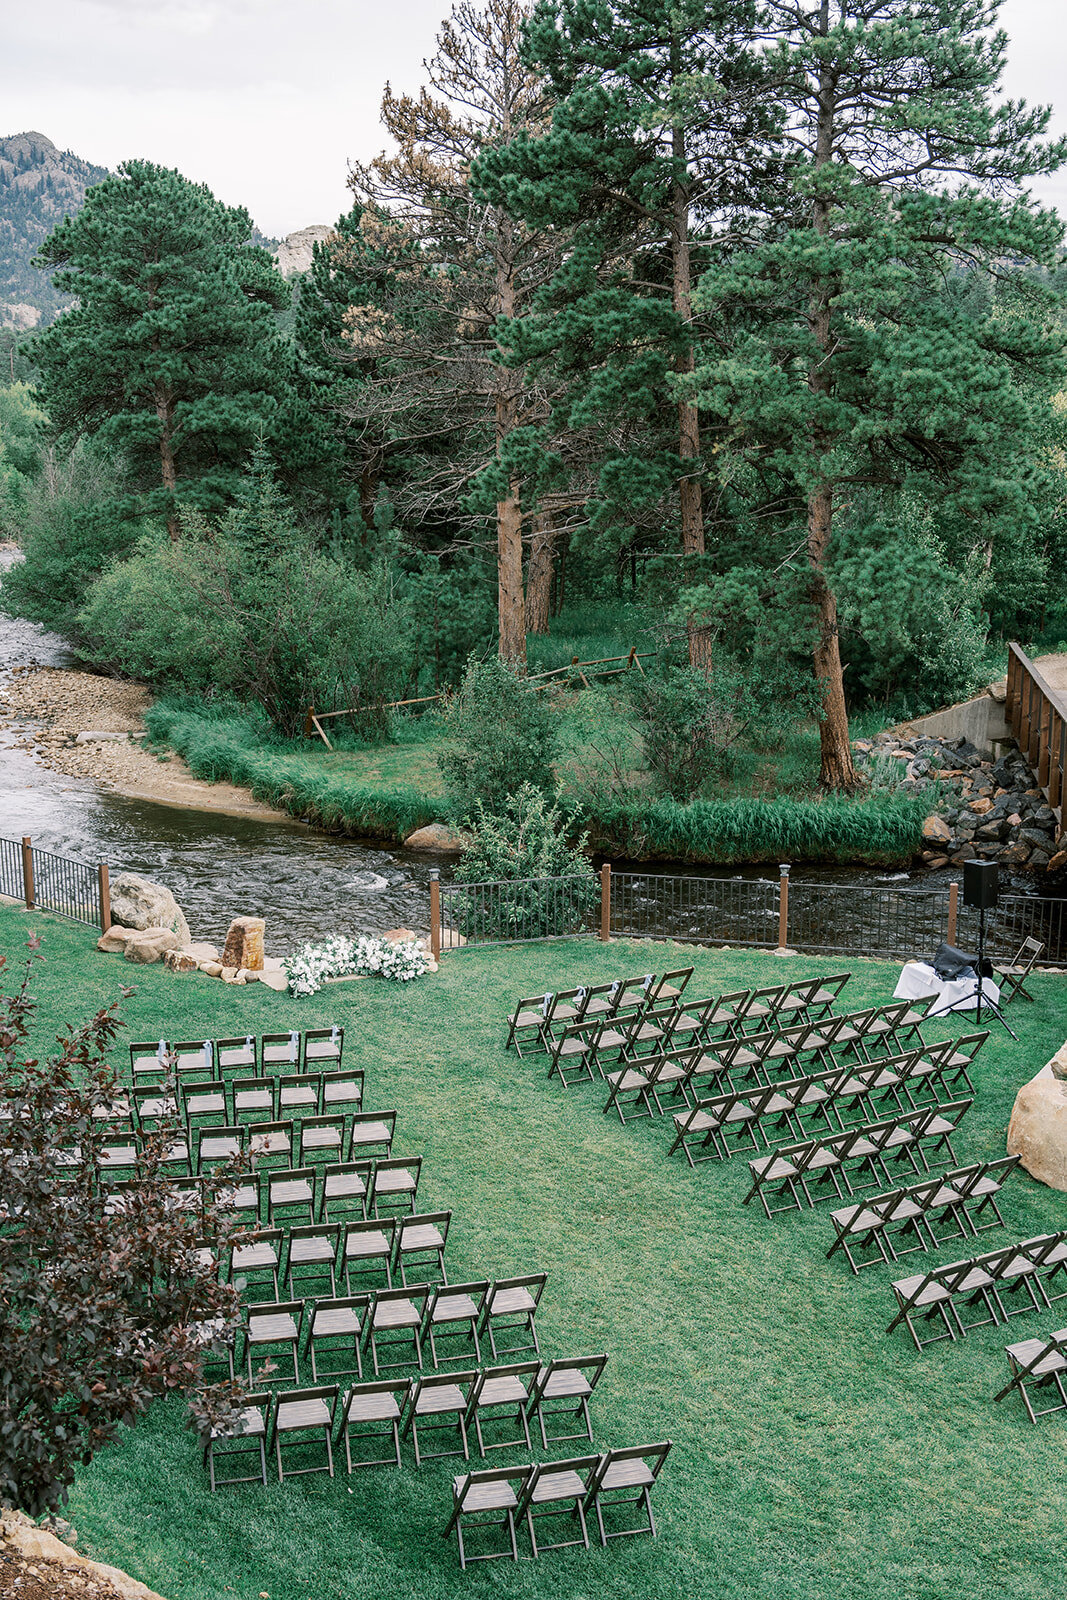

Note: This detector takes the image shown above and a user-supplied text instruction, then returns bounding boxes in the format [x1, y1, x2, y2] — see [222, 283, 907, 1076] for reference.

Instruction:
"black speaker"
[963, 859, 1000, 910]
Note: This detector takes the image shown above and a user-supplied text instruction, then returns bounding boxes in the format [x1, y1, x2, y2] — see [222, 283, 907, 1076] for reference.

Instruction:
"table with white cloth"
[893, 960, 1000, 1015]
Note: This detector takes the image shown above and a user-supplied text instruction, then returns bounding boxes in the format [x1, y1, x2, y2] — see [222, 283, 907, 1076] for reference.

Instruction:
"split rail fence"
[432, 863, 1067, 968]
[0, 835, 111, 931]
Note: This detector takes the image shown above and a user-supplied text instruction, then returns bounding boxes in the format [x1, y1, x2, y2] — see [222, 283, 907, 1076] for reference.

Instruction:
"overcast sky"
[5, 0, 1067, 238]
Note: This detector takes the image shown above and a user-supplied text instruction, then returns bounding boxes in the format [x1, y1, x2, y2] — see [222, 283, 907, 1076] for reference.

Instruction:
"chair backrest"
[532, 1353, 608, 1402]
[586, 1439, 672, 1495]
[216, 1035, 258, 1077]
[262, 1030, 302, 1070]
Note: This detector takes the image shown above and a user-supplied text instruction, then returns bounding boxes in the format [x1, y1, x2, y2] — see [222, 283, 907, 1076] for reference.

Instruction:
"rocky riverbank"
[855, 731, 1067, 876]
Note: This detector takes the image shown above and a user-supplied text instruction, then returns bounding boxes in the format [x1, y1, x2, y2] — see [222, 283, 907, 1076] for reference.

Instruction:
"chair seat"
[281, 1091, 318, 1109]
[251, 1133, 290, 1155]
[291, 1238, 335, 1263]
[542, 1371, 592, 1399]
[832, 1207, 882, 1233]
[434, 1294, 479, 1323]
[608, 1070, 649, 1091]
[374, 1299, 422, 1329]
[675, 1110, 717, 1133]
[753, 1156, 799, 1180]
[532, 1470, 587, 1503]
[303, 1128, 342, 1149]
[240, 1091, 275, 1111]
[351, 1122, 393, 1145]
[490, 1287, 536, 1315]
[884, 1198, 923, 1223]
[233, 1243, 279, 1270]
[313, 1307, 361, 1336]
[957, 1267, 994, 1293]
[895, 1276, 950, 1306]
[924, 1115, 955, 1135]
[202, 1138, 240, 1159]
[516, 1010, 543, 1028]
[601, 1459, 655, 1490]
[416, 1385, 466, 1415]
[276, 1397, 331, 1430]
[273, 1180, 313, 1203]
[559, 1039, 589, 1057]
[457, 1478, 519, 1511]
[346, 1232, 391, 1258]
[211, 1404, 266, 1441]
[347, 1391, 402, 1422]
[249, 1313, 298, 1341]
[477, 1376, 528, 1406]
[327, 1174, 366, 1199]
[401, 1224, 445, 1250]
[597, 1028, 628, 1049]
[376, 1171, 417, 1194]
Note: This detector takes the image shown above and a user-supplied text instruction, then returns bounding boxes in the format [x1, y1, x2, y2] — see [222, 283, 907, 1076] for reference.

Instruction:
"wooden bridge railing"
[1005, 643, 1066, 824]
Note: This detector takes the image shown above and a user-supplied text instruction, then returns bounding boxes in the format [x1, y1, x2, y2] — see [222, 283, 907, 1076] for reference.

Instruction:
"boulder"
[109, 872, 191, 946]
[199, 960, 224, 977]
[186, 941, 219, 962]
[97, 923, 137, 953]
[1007, 1048, 1067, 1191]
[221, 916, 265, 971]
[999, 842, 1031, 865]
[1048, 849, 1067, 873]
[123, 926, 180, 964]
[220, 966, 245, 984]
[0, 1507, 169, 1600]
[403, 823, 468, 853]
[163, 949, 199, 973]
[969, 796, 993, 815]
[382, 927, 419, 944]
[921, 853, 949, 869]
[921, 814, 952, 844]
[258, 967, 290, 992]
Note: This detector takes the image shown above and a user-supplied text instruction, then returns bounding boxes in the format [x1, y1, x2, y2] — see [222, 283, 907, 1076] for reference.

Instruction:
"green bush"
[452, 783, 599, 939]
[438, 655, 558, 816]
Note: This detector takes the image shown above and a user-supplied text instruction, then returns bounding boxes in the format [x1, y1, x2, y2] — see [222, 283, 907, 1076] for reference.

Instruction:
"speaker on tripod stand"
[961, 860, 1015, 1037]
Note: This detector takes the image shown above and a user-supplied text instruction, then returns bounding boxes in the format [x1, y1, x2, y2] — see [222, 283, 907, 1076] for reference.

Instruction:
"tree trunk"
[497, 485, 526, 662]
[359, 460, 378, 534]
[671, 84, 703, 562]
[806, 1, 857, 791]
[154, 383, 179, 543]
[525, 511, 555, 634]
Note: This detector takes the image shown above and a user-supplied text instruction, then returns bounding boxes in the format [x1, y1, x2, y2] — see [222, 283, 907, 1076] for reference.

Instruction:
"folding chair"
[299, 1114, 347, 1167]
[404, 1369, 477, 1465]
[248, 1119, 293, 1168]
[132, 1083, 178, 1134]
[913, 1098, 972, 1173]
[602, 1061, 655, 1124]
[527, 1355, 608, 1448]
[216, 1035, 258, 1079]
[466, 1362, 539, 1454]
[982, 1241, 1052, 1322]
[343, 1216, 396, 1292]
[481, 1274, 547, 1359]
[233, 1079, 277, 1126]
[546, 1021, 598, 1087]
[826, 1197, 896, 1274]
[644, 1048, 702, 1114]
[270, 1384, 338, 1481]
[341, 1378, 411, 1470]
[585, 1442, 672, 1544]
[396, 1210, 451, 1285]
[743, 1142, 810, 1218]
[91, 1089, 133, 1134]
[506, 994, 553, 1056]
[130, 1039, 170, 1084]
[182, 1079, 228, 1135]
[940, 1033, 988, 1095]
[308, 1294, 370, 1382]
[367, 1283, 431, 1375]
[244, 1299, 305, 1385]
[994, 1329, 1067, 1422]
[348, 1109, 396, 1161]
[444, 1464, 534, 1569]
[284, 1222, 341, 1298]
[668, 1096, 740, 1166]
[204, 1392, 270, 1490]
[262, 1030, 302, 1072]
[229, 1227, 283, 1302]
[320, 1067, 364, 1120]
[1025, 1231, 1067, 1303]
[266, 1165, 316, 1228]
[369, 1155, 422, 1218]
[173, 1040, 216, 1081]
[304, 1024, 344, 1065]
[319, 1160, 372, 1223]
[425, 1281, 489, 1368]
[514, 1454, 600, 1557]
[96, 1134, 139, 1182]
[278, 1072, 322, 1122]
[196, 1125, 245, 1176]
[736, 984, 785, 1031]
[887, 1263, 969, 1349]
[921, 1166, 980, 1248]
[648, 967, 693, 1005]
[995, 937, 1043, 1005]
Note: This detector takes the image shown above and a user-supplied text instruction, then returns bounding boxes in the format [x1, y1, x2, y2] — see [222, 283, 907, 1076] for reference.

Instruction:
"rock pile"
[97, 878, 288, 991]
[854, 733, 1066, 874]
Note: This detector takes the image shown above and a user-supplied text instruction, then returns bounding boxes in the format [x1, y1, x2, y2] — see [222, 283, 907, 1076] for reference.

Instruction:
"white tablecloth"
[893, 961, 1000, 1014]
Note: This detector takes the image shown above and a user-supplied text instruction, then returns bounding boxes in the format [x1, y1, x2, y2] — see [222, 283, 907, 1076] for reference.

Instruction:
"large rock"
[1007, 1044, 1067, 1191]
[97, 924, 136, 953]
[163, 949, 199, 973]
[921, 814, 952, 844]
[221, 916, 265, 971]
[110, 872, 190, 945]
[123, 926, 180, 964]
[0, 1507, 168, 1600]
[403, 823, 468, 852]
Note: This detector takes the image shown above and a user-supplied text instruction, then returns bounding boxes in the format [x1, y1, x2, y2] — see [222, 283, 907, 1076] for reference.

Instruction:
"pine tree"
[35, 161, 288, 539]
[684, 0, 1067, 787]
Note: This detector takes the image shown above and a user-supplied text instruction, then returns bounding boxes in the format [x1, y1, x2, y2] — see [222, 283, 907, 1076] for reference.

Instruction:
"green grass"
[4, 906, 1067, 1600]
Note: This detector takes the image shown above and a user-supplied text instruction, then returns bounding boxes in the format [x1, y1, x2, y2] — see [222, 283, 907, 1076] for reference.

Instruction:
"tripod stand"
[925, 904, 1017, 1039]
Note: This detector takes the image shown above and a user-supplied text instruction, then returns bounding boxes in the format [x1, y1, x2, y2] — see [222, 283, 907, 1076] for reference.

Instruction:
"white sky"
[4, 0, 1066, 238]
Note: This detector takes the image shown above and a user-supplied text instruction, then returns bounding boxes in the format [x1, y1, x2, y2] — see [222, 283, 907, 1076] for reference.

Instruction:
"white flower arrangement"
[283, 932, 430, 997]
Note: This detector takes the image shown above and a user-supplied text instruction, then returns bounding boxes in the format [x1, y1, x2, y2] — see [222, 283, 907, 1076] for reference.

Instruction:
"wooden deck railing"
[1005, 644, 1066, 825]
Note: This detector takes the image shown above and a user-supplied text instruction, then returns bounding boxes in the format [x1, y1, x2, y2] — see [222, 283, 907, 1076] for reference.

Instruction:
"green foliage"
[453, 783, 600, 940]
[75, 533, 226, 689]
[0, 381, 45, 537]
[438, 654, 558, 816]
[629, 660, 755, 800]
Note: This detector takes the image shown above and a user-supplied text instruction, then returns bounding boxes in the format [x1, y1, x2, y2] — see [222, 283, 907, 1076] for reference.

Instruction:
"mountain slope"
[0, 132, 110, 328]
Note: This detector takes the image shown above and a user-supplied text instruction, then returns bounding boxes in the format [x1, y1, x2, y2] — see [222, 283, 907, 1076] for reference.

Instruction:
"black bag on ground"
[929, 943, 976, 981]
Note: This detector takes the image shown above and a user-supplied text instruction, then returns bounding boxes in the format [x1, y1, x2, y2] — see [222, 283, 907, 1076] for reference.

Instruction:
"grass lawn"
[3, 905, 1066, 1600]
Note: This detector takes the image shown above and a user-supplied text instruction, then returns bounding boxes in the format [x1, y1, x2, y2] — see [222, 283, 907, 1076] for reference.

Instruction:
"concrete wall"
[898, 693, 1011, 759]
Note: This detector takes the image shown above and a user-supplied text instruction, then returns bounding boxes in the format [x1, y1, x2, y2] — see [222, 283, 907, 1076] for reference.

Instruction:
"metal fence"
[786, 883, 950, 961]
[0, 834, 107, 929]
[439, 873, 600, 949]
[956, 895, 1067, 967]
[610, 871, 779, 949]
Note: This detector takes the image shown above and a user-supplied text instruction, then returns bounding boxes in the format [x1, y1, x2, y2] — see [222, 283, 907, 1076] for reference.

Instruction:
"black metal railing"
[0, 835, 23, 903]
[610, 871, 779, 949]
[786, 883, 950, 961]
[0, 835, 105, 928]
[956, 895, 1067, 968]
[439, 874, 600, 948]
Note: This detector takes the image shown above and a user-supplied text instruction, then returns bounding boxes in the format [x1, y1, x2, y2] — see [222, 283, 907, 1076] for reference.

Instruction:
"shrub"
[452, 783, 599, 939]
[0, 941, 245, 1516]
[438, 654, 558, 815]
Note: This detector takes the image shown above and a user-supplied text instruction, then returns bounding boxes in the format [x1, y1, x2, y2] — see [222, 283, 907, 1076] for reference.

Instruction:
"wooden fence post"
[99, 863, 112, 933]
[429, 869, 441, 961]
[777, 863, 790, 951]
[947, 880, 959, 948]
[600, 862, 612, 942]
[21, 836, 34, 909]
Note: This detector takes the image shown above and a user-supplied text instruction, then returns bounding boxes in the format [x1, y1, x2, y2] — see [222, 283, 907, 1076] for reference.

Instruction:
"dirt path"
[0, 665, 293, 824]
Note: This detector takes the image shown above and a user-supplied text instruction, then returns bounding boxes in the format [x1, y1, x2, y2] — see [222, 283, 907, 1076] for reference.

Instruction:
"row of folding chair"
[825, 1157, 1021, 1273]
[102, 1068, 366, 1136]
[666, 1042, 981, 1166]
[129, 1027, 343, 1083]
[887, 1229, 1067, 1350]
[445, 1442, 671, 1567]
[93, 1109, 398, 1185]
[506, 970, 695, 1052]
[741, 1099, 973, 1217]
[222, 1210, 455, 1302]
[994, 1327, 1067, 1423]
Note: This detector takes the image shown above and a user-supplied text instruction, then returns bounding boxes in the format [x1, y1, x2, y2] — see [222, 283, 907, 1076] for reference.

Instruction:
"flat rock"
[258, 967, 289, 991]
[1049, 849, 1067, 873]
[185, 941, 219, 962]
[969, 796, 993, 815]
[123, 926, 180, 964]
[162, 949, 199, 973]
[1007, 1048, 1067, 1190]
[97, 924, 136, 953]
[199, 960, 224, 977]
[0, 1508, 169, 1600]
[75, 729, 129, 743]
[262, 955, 285, 972]
[382, 927, 419, 944]
[403, 823, 468, 852]
[110, 872, 191, 946]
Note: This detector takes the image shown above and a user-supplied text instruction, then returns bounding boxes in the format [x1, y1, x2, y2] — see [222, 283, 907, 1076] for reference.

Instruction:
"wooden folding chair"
[940, 1032, 988, 1094]
[995, 937, 1043, 1004]
[425, 1281, 489, 1368]
[648, 967, 693, 1005]
[278, 1072, 322, 1122]
[396, 1210, 451, 1286]
[233, 1078, 277, 1125]
[444, 1464, 533, 1568]
[367, 1283, 431, 1375]
[131, 1083, 177, 1134]
[182, 1078, 228, 1135]
[229, 1227, 283, 1301]
[262, 1030, 302, 1072]
[546, 1020, 598, 1087]
[887, 1262, 969, 1349]
[266, 1165, 316, 1228]
[585, 1441, 671, 1544]
[196, 1124, 245, 1176]
[204, 1392, 270, 1490]
[481, 1274, 547, 1358]
[405, 1369, 477, 1466]
[173, 1040, 216, 1081]
[96, 1134, 139, 1183]
[308, 1294, 370, 1382]
[320, 1067, 364, 1119]
[304, 1024, 344, 1066]
[284, 1222, 341, 1298]
[982, 1241, 1052, 1322]
[1024, 1230, 1067, 1303]
[506, 994, 553, 1056]
[341, 1378, 411, 1470]
[270, 1384, 338, 1481]
[466, 1361, 539, 1454]
[913, 1098, 973, 1172]
[216, 1034, 258, 1079]
[743, 1141, 810, 1217]
[348, 1109, 396, 1161]
[319, 1160, 372, 1223]
[994, 1329, 1067, 1422]
[299, 1114, 347, 1167]
[602, 1061, 655, 1124]
[527, 1354, 608, 1448]
[826, 1197, 896, 1274]
[369, 1155, 422, 1218]
[514, 1454, 600, 1557]
[248, 1119, 293, 1168]
[129, 1038, 170, 1084]
[244, 1299, 305, 1384]
[343, 1216, 396, 1291]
